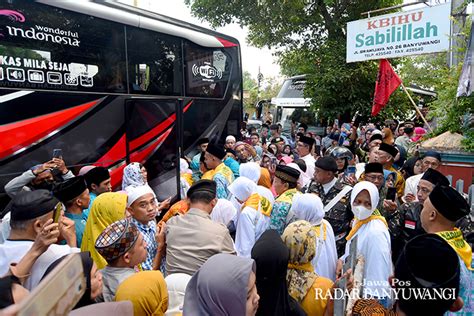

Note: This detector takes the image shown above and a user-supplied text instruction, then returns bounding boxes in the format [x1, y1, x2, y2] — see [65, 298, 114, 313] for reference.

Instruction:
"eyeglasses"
[365, 174, 384, 181]
[422, 160, 439, 169]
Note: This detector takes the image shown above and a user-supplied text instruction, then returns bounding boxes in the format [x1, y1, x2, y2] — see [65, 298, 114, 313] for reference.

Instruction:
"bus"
[0, 0, 242, 207]
[271, 75, 322, 136]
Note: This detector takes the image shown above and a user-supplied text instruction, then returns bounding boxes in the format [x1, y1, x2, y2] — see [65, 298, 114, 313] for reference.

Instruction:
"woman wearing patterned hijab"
[183, 253, 260, 316]
[122, 162, 147, 190]
[282, 220, 333, 315]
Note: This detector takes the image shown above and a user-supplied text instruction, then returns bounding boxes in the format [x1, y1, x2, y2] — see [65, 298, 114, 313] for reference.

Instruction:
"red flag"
[371, 59, 402, 116]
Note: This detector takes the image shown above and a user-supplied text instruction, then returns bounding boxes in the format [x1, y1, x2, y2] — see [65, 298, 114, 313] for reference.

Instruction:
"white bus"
[271, 75, 322, 136]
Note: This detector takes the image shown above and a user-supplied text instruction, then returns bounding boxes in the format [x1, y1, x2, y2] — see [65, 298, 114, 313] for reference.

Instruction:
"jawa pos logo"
[0, 9, 80, 47]
[192, 62, 223, 82]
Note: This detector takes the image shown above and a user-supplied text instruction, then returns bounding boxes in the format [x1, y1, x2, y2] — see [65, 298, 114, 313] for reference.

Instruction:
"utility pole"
[448, 0, 467, 67]
[257, 67, 263, 100]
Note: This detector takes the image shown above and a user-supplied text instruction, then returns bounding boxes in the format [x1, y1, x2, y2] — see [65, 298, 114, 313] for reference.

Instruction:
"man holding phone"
[5, 156, 74, 198]
[53, 176, 90, 248]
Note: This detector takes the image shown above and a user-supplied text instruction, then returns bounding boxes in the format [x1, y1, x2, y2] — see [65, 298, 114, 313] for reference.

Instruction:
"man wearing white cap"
[126, 185, 164, 271]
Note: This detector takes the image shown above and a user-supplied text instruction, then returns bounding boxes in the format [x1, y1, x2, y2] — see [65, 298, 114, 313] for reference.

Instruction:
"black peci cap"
[429, 185, 469, 222]
[364, 162, 384, 174]
[11, 190, 59, 221]
[378, 142, 399, 158]
[274, 165, 300, 184]
[187, 180, 217, 198]
[420, 168, 449, 186]
[206, 144, 226, 160]
[315, 156, 338, 173]
[53, 176, 87, 203]
[299, 135, 315, 147]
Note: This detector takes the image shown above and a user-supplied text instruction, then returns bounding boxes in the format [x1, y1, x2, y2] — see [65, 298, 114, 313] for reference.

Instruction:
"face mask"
[352, 205, 373, 220]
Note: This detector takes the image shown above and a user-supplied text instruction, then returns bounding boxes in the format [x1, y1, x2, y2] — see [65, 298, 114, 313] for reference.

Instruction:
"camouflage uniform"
[378, 187, 403, 240]
[378, 187, 403, 262]
[399, 201, 425, 247]
[307, 179, 353, 257]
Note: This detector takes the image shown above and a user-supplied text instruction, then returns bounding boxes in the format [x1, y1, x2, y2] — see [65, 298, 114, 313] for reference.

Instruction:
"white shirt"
[342, 219, 392, 298]
[300, 154, 316, 187]
[0, 212, 11, 244]
[322, 177, 337, 194]
[311, 220, 338, 281]
[404, 173, 423, 201]
[235, 206, 270, 258]
[355, 162, 366, 180]
[0, 240, 79, 290]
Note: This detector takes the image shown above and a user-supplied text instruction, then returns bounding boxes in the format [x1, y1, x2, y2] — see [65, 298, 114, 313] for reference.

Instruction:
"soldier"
[377, 143, 405, 201]
[307, 156, 353, 256]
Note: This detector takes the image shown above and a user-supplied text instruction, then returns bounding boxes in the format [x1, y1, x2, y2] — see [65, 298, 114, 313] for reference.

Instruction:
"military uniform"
[378, 188, 402, 238]
[378, 187, 403, 261]
[399, 201, 425, 247]
[307, 180, 352, 257]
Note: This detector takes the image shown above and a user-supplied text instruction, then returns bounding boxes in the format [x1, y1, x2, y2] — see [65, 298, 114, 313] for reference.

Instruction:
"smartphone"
[334, 119, 339, 127]
[345, 166, 356, 178]
[53, 203, 63, 223]
[386, 187, 397, 201]
[271, 157, 277, 166]
[8, 253, 86, 316]
[52, 148, 62, 159]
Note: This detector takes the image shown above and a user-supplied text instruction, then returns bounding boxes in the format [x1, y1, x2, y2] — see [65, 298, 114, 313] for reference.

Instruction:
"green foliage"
[398, 22, 474, 151]
[186, 0, 404, 123]
[243, 71, 281, 116]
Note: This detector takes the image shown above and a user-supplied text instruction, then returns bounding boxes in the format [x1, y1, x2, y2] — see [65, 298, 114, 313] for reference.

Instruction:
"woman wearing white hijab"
[286, 163, 305, 190]
[290, 193, 338, 281]
[339, 181, 392, 306]
[239, 162, 275, 205]
[228, 177, 272, 258]
[164, 273, 192, 316]
[210, 199, 237, 227]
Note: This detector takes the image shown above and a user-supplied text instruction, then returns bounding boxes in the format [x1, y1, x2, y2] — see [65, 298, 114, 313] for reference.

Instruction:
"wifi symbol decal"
[191, 63, 223, 80]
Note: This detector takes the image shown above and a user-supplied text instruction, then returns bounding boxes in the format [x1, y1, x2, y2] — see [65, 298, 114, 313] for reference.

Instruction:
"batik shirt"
[212, 163, 234, 199]
[269, 188, 299, 235]
[132, 218, 157, 271]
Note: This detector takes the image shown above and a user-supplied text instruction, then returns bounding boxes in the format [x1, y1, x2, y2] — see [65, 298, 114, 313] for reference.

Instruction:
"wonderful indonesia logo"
[0, 9, 80, 47]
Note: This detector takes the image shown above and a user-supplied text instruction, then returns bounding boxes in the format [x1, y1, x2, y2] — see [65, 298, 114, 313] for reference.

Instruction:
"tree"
[185, 0, 404, 123]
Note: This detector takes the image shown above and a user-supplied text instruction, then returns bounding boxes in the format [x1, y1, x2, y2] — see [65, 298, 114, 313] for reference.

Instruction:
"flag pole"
[400, 82, 433, 133]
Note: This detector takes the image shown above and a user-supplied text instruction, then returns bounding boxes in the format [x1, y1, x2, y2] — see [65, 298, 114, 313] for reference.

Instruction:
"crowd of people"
[0, 118, 472, 316]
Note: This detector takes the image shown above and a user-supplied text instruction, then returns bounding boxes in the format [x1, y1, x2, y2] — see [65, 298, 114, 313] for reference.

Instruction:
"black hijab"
[401, 156, 421, 179]
[42, 252, 94, 309]
[0, 275, 21, 308]
[251, 230, 306, 316]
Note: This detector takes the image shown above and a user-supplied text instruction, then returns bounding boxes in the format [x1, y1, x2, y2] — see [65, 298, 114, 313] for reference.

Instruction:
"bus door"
[124, 99, 181, 201]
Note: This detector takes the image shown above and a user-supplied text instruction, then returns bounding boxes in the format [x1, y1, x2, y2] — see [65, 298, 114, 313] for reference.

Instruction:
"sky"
[117, 0, 282, 82]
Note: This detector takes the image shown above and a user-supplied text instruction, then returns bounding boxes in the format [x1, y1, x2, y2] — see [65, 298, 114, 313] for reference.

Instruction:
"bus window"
[0, 1, 127, 93]
[184, 42, 232, 98]
[126, 27, 183, 96]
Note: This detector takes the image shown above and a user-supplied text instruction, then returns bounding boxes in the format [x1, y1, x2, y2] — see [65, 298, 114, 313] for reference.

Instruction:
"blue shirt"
[83, 192, 97, 220]
[65, 212, 86, 248]
[132, 218, 157, 271]
[224, 157, 240, 179]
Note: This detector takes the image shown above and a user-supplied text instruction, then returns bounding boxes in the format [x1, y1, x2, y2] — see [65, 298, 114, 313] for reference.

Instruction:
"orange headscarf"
[258, 167, 272, 189]
[159, 199, 190, 225]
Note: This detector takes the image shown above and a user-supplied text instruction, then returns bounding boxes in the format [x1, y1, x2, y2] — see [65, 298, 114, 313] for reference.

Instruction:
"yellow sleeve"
[300, 277, 334, 316]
